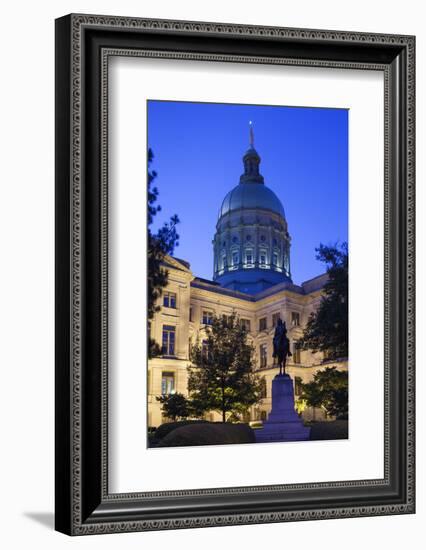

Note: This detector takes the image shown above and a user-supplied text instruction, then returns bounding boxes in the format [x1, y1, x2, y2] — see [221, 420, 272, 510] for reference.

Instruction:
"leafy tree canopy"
[156, 393, 190, 422]
[298, 242, 348, 361]
[148, 148, 179, 358]
[300, 367, 348, 419]
[188, 313, 262, 422]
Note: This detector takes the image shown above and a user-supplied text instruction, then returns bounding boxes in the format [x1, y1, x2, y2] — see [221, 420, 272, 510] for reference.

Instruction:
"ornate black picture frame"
[55, 14, 415, 535]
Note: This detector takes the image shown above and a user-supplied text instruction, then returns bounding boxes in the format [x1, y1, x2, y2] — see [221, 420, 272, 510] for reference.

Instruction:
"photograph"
[52, 10, 415, 537]
[147, 100, 349, 448]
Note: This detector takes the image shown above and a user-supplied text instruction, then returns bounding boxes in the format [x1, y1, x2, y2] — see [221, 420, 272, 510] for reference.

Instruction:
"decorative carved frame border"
[55, 14, 415, 535]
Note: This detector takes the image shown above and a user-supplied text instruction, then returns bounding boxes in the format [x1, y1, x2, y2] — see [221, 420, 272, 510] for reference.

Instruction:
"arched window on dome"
[284, 244, 290, 276]
[245, 249, 253, 268]
[259, 250, 267, 268]
[232, 251, 239, 268]
[272, 252, 278, 267]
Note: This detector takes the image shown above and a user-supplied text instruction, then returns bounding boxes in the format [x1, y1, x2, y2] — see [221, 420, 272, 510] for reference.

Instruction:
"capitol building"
[148, 132, 347, 428]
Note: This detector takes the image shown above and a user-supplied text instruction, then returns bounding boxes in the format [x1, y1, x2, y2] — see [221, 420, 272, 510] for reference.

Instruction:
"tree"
[148, 148, 180, 358]
[156, 393, 190, 421]
[299, 367, 348, 419]
[297, 242, 348, 360]
[298, 380, 323, 421]
[188, 313, 262, 422]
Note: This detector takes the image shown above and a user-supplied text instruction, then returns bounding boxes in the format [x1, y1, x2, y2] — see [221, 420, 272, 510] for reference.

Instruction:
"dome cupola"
[213, 124, 292, 294]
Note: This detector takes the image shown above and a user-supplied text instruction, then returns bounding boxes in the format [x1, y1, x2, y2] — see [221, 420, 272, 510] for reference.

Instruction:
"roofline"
[301, 272, 329, 286]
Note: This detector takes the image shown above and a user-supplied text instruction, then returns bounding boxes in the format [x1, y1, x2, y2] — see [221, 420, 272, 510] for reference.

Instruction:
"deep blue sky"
[148, 100, 348, 285]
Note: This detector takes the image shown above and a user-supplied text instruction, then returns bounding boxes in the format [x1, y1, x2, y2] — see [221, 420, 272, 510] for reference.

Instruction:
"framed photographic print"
[55, 14, 415, 535]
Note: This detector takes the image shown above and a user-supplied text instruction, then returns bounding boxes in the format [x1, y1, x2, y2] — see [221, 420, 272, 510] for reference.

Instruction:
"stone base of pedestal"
[255, 374, 311, 443]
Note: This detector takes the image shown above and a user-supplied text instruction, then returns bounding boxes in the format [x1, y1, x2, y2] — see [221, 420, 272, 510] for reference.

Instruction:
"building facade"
[148, 131, 347, 427]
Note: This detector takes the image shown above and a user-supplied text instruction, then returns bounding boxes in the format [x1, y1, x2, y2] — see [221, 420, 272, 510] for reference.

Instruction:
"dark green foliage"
[308, 420, 348, 440]
[147, 148, 179, 358]
[300, 367, 348, 419]
[298, 242, 348, 361]
[157, 422, 256, 447]
[154, 420, 208, 441]
[156, 393, 190, 421]
[188, 313, 262, 422]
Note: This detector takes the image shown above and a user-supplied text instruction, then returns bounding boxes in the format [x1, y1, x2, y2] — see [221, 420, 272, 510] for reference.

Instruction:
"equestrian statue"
[272, 318, 292, 376]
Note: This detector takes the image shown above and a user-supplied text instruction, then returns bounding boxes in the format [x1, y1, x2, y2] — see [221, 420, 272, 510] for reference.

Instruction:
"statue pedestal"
[255, 374, 311, 443]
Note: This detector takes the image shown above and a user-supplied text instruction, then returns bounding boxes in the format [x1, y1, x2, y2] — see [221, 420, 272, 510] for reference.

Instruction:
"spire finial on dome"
[240, 122, 263, 184]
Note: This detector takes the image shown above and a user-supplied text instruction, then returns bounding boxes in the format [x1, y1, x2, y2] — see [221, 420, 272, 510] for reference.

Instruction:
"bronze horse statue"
[272, 319, 292, 376]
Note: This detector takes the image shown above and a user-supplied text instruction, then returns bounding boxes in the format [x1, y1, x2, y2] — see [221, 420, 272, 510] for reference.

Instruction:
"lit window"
[291, 311, 300, 326]
[222, 314, 231, 325]
[259, 317, 267, 331]
[163, 291, 177, 308]
[161, 372, 175, 395]
[293, 342, 301, 364]
[201, 339, 212, 361]
[259, 344, 267, 368]
[272, 312, 281, 327]
[162, 325, 176, 356]
[202, 310, 214, 325]
[240, 318, 251, 332]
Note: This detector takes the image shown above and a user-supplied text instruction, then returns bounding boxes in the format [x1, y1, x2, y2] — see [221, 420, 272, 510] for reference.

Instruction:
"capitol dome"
[218, 174, 286, 219]
[213, 127, 292, 295]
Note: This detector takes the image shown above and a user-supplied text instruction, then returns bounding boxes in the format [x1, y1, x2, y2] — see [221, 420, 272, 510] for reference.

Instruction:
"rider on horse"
[272, 318, 292, 375]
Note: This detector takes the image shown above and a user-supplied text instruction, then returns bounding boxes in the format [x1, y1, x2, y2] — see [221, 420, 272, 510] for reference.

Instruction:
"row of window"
[200, 310, 251, 330]
[158, 312, 301, 356]
[222, 251, 280, 269]
[160, 323, 302, 365]
[158, 371, 302, 401]
[259, 311, 300, 332]
[163, 294, 300, 333]
[222, 235, 282, 246]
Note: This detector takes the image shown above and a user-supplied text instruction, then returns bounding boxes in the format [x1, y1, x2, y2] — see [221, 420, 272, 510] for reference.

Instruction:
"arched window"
[293, 342, 301, 364]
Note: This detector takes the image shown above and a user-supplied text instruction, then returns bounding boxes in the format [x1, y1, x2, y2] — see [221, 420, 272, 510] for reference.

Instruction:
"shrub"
[154, 420, 208, 441]
[157, 422, 255, 447]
